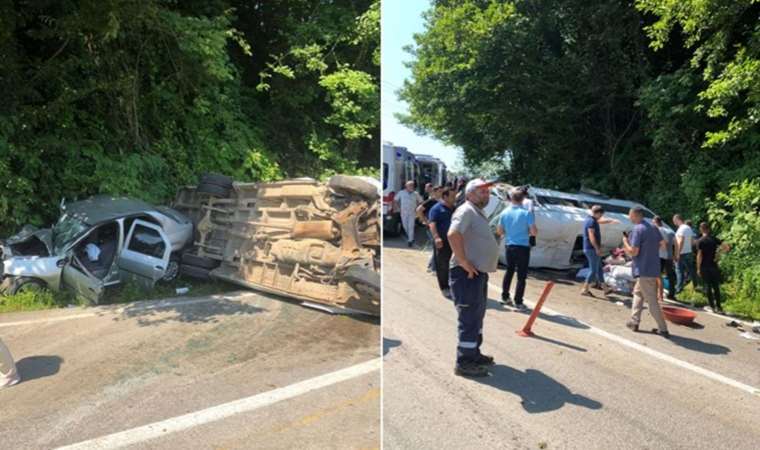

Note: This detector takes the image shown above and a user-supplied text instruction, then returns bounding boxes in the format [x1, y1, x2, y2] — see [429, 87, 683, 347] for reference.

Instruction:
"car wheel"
[181, 252, 221, 269]
[196, 182, 231, 198]
[10, 277, 47, 295]
[343, 266, 380, 298]
[180, 264, 212, 281]
[161, 257, 181, 282]
[328, 175, 379, 201]
[199, 173, 234, 189]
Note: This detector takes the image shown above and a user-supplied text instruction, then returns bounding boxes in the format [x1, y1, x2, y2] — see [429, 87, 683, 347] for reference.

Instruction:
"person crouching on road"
[497, 188, 536, 310]
[579, 205, 618, 298]
[429, 187, 456, 299]
[395, 180, 422, 248]
[1, 337, 20, 389]
[623, 207, 669, 337]
[447, 178, 500, 378]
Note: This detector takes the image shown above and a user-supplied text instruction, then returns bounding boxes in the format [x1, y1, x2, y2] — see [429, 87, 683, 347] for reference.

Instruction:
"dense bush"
[0, 1, 379, 235]
[707, 180, 760, 318]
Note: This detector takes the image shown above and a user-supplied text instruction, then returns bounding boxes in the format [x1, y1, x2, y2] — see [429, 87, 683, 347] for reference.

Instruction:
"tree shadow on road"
[115, 296, 266, 327]
[16, 355, 63, 382]
[476, 365, 603, 413]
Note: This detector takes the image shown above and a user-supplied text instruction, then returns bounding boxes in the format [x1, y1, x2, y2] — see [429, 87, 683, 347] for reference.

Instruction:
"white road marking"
[0, 312, 99, 328]
[487, 282, 760, 397]
[0, 293, 256, 328]
[56, 358, 381, 450]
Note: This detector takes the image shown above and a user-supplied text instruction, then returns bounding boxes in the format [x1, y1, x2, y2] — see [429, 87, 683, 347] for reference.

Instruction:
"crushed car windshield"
[52, 213, 88, 253]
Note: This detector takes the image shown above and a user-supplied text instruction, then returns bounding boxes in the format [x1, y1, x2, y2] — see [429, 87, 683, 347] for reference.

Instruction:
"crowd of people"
[395, 178, 730, 378]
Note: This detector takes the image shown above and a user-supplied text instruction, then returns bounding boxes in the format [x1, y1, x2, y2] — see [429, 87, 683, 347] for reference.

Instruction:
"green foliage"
[105, 276, 236, 305]
[0, 276, 235, 313]
[400, 0, 654, 195]
[0, 1, 378, 235]
[0, 288, 79, 314]
[705, 180, 760, 318]
[637, 0, 760, 148]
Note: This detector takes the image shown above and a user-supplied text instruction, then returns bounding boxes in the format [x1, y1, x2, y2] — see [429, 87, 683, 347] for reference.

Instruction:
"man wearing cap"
[623, 206, 669, 337]
[1, 337, 20, 389]
[497, 188, 537, 310]
[394, 180, 422, 248]
[447, 178, 500, 377]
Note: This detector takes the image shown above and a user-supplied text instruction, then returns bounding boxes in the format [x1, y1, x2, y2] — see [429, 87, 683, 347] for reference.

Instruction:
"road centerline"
[55, 358, 381, 450]
[488, 281, 760, 397]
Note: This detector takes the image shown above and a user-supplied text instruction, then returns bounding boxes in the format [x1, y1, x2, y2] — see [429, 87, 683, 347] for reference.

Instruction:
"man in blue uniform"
[448, 179, 500, 377]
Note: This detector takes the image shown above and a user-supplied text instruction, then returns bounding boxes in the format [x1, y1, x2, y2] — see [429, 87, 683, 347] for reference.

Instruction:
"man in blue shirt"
[497, 189, 537, 310]
[622, 207, 669, 337]
[428, 187, 455, 298]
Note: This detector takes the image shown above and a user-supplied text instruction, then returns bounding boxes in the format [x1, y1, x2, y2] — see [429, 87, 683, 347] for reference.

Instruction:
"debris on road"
[173, 173, 380, 316]
[739, 332, 759, 341]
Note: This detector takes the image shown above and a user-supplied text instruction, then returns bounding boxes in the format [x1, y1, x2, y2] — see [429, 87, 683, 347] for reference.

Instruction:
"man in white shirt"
[673, 214, 698, 294]
[394, 180, 422, 248]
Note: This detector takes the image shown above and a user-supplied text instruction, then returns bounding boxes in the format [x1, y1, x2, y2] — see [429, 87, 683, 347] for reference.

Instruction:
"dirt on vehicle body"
[173, 175, 381, 316]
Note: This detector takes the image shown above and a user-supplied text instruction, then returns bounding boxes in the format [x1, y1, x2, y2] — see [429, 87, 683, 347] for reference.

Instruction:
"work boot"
[454, 362, 489, 378]
[475, 353, 495, 366]
[626, 321, 639, 332]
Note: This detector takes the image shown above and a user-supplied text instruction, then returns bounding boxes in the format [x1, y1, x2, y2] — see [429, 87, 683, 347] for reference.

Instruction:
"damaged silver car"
[0, 196, 193, 304]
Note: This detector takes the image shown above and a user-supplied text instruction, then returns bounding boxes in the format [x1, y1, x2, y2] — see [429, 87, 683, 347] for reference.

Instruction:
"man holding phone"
[447, 179, 500, 377]
[622, 207, 669, 336]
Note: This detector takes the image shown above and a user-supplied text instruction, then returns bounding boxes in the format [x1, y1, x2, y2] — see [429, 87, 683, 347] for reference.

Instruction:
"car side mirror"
[56, 257, 69, 268]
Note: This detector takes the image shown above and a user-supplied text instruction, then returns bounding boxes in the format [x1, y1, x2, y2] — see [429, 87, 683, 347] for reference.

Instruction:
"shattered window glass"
[52, 213, 89, 253]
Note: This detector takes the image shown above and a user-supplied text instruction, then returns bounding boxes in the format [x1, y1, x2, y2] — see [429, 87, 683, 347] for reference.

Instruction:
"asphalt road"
[383, 235, 760, 450]
[0, 290, 379, 449]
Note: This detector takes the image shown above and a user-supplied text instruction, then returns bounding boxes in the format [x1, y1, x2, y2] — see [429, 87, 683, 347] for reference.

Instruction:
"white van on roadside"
[485, 184, 666, 270]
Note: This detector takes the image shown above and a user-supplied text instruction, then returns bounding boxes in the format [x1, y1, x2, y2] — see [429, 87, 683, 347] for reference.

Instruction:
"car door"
[117, 219, 171, 289]
[61, 255, 105, 304]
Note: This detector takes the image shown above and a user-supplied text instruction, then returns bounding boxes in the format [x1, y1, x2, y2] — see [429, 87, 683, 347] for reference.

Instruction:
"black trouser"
[450, 266, 488, 365]
[433, 240, 452, 291]
[502, 245, 530, 304]
[660, 258, 677, 299]
[701, 266, 722, 310]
